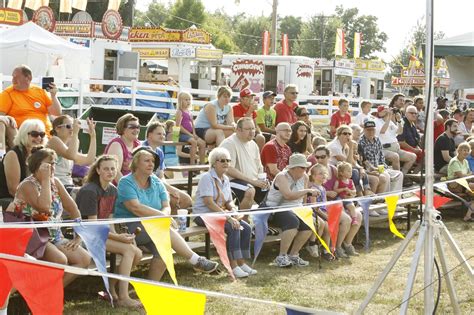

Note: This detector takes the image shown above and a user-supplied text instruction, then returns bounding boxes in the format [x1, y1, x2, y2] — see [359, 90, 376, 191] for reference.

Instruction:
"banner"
[142, 218, 177, 285]
[131, 281, 206, 315]
[108, 0, 120, 11]
[327, 202, 343, 252]
[358, 198, 372, 250]
[72, 0, 87, 11]
[455, 178, 472, 192]
[335, 28, 345, 56]
[262, 31, 270, 55]
[282, 33, 289, 56]
[415, 191, 451, 209]
[25, 0, 41, 10]
[354, 32, 361, 59]
[7, 0, 22, 10]
[292, 207, 331, 255]
[252, 212, 272, 265]
[384, 195, 405, 239]
[60, 0, 72, 13]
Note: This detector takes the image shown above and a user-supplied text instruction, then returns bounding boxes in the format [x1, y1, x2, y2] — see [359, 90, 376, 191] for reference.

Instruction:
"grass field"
[9, 212, 473, 314]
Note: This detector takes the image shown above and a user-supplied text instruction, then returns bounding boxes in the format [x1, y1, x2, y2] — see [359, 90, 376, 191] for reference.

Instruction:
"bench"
[166, 177, 200, 190]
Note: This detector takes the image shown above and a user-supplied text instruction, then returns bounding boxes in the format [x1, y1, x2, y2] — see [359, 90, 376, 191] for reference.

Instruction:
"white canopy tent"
[0, 22, 91, 80]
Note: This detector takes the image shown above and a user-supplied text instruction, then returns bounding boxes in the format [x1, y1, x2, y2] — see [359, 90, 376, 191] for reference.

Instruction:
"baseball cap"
[240, 88, 256, 98]
[377, 105, 388, 114]
[437, 96, 448, 102]
[363, 120, 376, 128]
[262, 90, 277, 98]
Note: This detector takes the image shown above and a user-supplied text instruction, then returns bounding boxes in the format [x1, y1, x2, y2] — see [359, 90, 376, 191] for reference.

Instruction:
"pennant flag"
[262, 31, 270, 55]
[281, 33, 289, 56]
[73, 224, 111, 301]
[131, 281, 206, 315]
[285, 306, 315, 315]
[142, 218, 177, 285]
[24, 0, 41, 10]
[327, 202, 343, 252]
[292, 207, 331, 255]
[354, 32, 361, 59]
[72, 0, 87, 11]
[108, 0, 121, 11]
[359, 198, 372, 250]
[384, 195, 404, 239]
[0, 258, 64, 315]
[414, 191, 451, 209]
[201, 216, 235, 280]
[60, 0, 72, 13]
[7, 0, 23, 9]
[335, 28, 345, 56]
[455, 178, 472, 192]
[252, 212, 271, 265]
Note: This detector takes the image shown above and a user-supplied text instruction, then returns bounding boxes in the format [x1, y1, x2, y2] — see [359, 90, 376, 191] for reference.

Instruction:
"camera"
[391, 107, 401, 115]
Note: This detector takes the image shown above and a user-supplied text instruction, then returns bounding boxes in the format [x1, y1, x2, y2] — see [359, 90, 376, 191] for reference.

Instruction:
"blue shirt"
[114, 173, 169, 218]
[193, 169, 232, 214]
[467, 155, 474, 172]
[141, 140, 165, 171]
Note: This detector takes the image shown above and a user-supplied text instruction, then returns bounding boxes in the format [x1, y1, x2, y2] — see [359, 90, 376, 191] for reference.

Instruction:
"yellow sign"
[133, 48, 170, 59]
[54, 23, 93, 36]
[182, 28, 211, 44]
[355, 59, 385, 71]
[129, 27, 181, 42]
[0, 8, 22, 25]
[196, 48, 223, 60]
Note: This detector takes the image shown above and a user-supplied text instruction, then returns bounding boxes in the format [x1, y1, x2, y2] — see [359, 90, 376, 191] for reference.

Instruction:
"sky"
[136, 0, 473, 63]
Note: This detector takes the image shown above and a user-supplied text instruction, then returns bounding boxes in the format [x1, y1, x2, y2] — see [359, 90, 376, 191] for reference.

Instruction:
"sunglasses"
[217, 159, 231, 163]
[342, 132, 352, 136]
[289, 92, 299, 95]
[58, 124, 72, 129]
[127, 124, 140, 130]
[315, 155, 327, 159]
[29, 131, 46, 138]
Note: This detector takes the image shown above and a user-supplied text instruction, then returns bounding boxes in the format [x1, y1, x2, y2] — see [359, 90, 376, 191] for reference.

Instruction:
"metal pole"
[271, 0, 278, 54]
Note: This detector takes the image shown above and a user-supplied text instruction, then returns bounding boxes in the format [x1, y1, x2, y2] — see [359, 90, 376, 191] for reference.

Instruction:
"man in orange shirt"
[0, 65, 61, 154]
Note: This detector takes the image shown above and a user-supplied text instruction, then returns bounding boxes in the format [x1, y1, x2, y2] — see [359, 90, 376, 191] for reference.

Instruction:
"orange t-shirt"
[0, 85, 53, 135]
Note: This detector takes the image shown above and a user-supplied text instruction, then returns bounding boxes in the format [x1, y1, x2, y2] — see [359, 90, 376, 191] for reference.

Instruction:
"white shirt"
[354, 112, 373, 126]
[219, 134, 263, 180]
[375, 117, 399, 145]
[327, 138, 347, 166]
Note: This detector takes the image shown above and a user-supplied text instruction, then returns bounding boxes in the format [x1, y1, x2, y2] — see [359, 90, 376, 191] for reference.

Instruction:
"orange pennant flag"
[384, 195, 404, 239]
[327, 202, 343, 252]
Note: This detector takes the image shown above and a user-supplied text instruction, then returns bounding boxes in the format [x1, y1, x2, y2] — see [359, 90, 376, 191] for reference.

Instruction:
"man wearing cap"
[375, 105, 417, 176]
[358, 120, 403, 193]
[233, 88, 266, 149]
[274, 84, 299, 125]
[256, 91, 277, 141]
[329, 98, 352, 138]
[260, 123, 293, 181]
[436, 96, 448, 110]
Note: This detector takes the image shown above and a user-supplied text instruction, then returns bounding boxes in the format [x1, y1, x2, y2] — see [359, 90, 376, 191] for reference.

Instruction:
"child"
[175, 92, 206, 164]
[307, 136, 327, 166]
[334, 162, 358, 225]
[354, 100, 373, 127]
[306, 164, 333, 261]
[164, 120, 179, 179]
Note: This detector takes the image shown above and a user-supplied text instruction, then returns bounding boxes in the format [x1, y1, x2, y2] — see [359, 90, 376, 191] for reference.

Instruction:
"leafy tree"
[233, 15, 272, 54]
[279, 16, 302, 54]
[134, 0, 168, 27]
[165, 0, 206, 29]
[203, 11, 239, 53]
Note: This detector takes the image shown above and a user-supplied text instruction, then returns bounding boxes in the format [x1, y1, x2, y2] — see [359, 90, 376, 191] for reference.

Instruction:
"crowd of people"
[1, 64, 473, 310]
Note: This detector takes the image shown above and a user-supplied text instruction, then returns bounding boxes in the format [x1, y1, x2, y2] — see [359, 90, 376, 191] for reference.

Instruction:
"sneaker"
[377, 209, 388, 215]
[369, 210, 380, 217]
[193, 256, 219, 273]
[240, 264, 257, 275]
[232, 266, 249, 278]
[288, 255, 310, 267]
[274, 255, 292, 268]
[335, 246, 348, 259]
[321, 251, 335, 261]
[342, 243, 360, 256]
[306, 244, 319, 257]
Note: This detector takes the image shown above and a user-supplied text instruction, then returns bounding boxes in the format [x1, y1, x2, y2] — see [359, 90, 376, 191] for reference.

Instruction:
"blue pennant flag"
[252, 212, 271, 266]
[358, 198, 372, 250]
[285, 306, 316, 315]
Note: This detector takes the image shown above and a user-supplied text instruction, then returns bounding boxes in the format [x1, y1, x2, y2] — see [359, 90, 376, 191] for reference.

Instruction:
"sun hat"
[288, 153, 311, 169]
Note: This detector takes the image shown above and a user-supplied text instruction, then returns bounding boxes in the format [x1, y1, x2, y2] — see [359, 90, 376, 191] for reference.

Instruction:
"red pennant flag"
[281, 33, 289, 56]
[0, 258, 64, 315]
[327, 202, 343, 252]
[0, 228, 34, 305]
[262, 31, 270, 55]
[201, 216, 235, 280]
[414, 191, 451, 209]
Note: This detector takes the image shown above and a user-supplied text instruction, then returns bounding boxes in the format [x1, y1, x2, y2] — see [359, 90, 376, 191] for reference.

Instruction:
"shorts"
[195, 128, 208, 140]
[230, 179, 267, 204]
[126, 221, 160, 258]
[179, 133, 193, 142]
[270, 211, 311, 231]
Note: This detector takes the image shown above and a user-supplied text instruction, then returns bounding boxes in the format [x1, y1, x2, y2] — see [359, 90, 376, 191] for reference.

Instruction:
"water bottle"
[258, 173, 268, 192]
[177, 209, 188, 232]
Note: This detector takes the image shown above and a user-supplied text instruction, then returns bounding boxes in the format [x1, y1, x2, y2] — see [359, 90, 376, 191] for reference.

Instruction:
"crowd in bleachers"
[1, 65, 473, 309]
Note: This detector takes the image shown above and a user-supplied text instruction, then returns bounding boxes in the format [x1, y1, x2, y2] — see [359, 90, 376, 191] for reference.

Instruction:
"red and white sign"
[101, 10, 123, 40]
[281, 33, 289, 56]
[32, 6, 56, 32]
[230, 59, 265, 92]
[262, 31, 270, 55]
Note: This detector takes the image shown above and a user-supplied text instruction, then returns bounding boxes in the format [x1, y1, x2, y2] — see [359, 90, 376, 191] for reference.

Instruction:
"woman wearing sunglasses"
[46, 115, 96, 192]
[104, 114, 141, 183]
[0, 119, 46, 208]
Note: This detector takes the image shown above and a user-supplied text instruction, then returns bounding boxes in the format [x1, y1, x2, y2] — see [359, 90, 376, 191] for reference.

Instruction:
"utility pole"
[271, 0, 278, 54]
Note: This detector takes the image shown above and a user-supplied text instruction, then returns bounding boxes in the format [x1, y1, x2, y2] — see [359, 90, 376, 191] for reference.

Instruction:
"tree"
[279, 16, 302, 54]
[233, 15, 272, 54]
[203, 11, 239, 53]
[134, 0, 168, 27]
[165, 0, 206, 29]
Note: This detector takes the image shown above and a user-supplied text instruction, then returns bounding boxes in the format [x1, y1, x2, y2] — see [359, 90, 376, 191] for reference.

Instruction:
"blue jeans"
[352, 168, 369, 192]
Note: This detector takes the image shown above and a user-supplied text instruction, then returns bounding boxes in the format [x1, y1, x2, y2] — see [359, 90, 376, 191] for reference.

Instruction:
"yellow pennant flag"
[7, 0, 23, 10]
[293, 207, 332, 255]
[384, 195, 405, 239]
[131, 281, 206, 315]
[455, 178, 472, 192]
[108, 0, 121, 11]
[142, 218, 177, 285]
[60, 0, 72, 13]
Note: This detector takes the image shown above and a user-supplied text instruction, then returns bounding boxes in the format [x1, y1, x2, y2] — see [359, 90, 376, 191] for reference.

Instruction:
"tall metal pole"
[271, 0, 278, 54]
[423, 0, 435, 312]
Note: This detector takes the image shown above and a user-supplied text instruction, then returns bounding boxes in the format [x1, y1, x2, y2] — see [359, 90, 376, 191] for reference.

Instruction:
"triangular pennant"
[359, 198, 372, 250]
[60, 0, 72, 13]
[201, 215, 235, 280]
[285, 306, 316, 315]
[142, 218, 177, 285]
[252, 212, 271, 265]
[414, 191, 451, 209]
[131, 281, 206, 315]
[7, 0, 23, 10]
[24, 0, 41, 10]
[455, 178, 472, 192]
[292, 207, 331, 255]
[0, 258, 64, 315]
[71, 0, 87, 11]
[107, 0, 120, 11]
[327, 202, 343, 252]
[384, 195, 405, 239]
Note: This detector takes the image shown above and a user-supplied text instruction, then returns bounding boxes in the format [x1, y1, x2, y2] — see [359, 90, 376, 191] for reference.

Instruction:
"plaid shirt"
[358, 135, 386, 167]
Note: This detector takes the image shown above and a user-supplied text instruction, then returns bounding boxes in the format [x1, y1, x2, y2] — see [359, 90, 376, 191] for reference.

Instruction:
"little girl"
[175, 92, 206, 164]
[306, 164, 332, 261]
[334, 162, 358, 225]
[164, 120, 179, 179]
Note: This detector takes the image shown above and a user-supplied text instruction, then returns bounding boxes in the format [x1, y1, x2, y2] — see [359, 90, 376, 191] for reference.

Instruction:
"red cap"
[240, 88, 256, 98]
[377, 105, 388, 113]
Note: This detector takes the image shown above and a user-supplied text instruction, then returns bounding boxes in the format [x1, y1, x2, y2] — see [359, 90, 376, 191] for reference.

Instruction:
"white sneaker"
[232, 266, 249, 278]
[240, 264, 257, 275]
[306, 244, 319, 257]
[377, 209, 388, 215]
[369, 210, 380, 217]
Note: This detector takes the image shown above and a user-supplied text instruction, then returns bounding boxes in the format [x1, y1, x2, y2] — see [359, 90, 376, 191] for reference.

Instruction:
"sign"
[129, 27, 181, 42]
[230, 59, 265, 92]
[133, 48, 170, 59]
[402, 67, 425, 77]
[170, 47, 196, 58]
[0, 8, 22, 25]
[182, 28, 211, 44]
[102, 127, 118, 145]
[55, 23, 93, 37]
[335, 58, 355, 69]
[296, 64, 313, 78]
[101, 10, 123, 40]
[390, 77, 450, 87]
[355, 59, 385, 72]
[334, 68, 354, 76]
[314, 58, 334, 68]
[196, 48, 223, 60]
[32, 6, 56, 32]
[69, 37, 91, 48]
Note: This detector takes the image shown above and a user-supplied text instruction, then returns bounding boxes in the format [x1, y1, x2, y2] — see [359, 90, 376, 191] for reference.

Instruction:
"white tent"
[0, 22, 91, 80]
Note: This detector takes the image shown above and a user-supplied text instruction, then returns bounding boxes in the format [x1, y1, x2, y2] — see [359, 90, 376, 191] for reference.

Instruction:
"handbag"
[2, 211, 50, 259]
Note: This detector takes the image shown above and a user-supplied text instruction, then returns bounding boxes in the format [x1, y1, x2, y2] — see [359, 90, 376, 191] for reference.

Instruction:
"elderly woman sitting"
[114, 147, 219, 281]
[193, 147, 256, 278]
